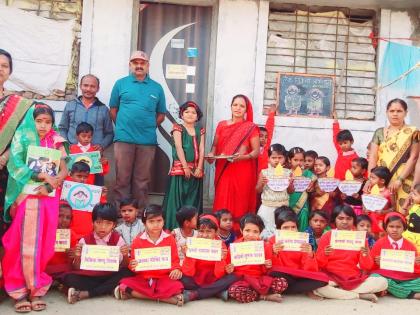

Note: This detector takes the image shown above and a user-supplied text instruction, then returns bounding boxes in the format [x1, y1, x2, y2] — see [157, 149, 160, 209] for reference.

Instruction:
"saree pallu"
[289, 169, 315, 232]
[212, 120, 259, 231]
[374, 126, 419, 212]
[2, 193, 59, 299]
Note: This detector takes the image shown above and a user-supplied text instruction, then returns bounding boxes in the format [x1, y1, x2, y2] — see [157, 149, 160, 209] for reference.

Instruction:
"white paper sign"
[171, 38, 184, 49]
[318, 178, 340, 193]
[187, 66, 196, 76]
[338, 181, 362, 196]
[60, 181, 102, 211]
[293, 177, 311, 192]
[362, 194, 388, 212]
[165, 64, 187, 80]
[267, 177, 289, 192]
[186, 83, 195, 94]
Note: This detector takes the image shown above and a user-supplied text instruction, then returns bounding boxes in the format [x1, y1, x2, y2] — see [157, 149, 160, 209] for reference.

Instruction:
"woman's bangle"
[397, 176, 404, 182]
[182, 166, 189, 169]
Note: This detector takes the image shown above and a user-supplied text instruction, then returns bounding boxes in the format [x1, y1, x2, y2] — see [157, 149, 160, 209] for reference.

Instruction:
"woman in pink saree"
[2, 103, 67, 312]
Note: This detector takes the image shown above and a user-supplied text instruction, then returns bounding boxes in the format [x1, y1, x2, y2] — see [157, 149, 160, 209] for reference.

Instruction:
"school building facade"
[2, 0, 420, 204]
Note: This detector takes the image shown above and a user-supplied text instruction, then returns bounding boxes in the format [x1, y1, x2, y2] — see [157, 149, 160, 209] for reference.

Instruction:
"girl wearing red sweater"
[227, 214, 288, 303]
[370, 212, 420, 299]
[116, 205, 184, 306]
[269, 207, 328, 300]
[314, 205, 388, 302]
[181, 214, 239, 302]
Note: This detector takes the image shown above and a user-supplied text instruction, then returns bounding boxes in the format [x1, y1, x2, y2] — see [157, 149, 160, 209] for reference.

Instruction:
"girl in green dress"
[287, 147, 316, 231]
[163, 102, 205, 230]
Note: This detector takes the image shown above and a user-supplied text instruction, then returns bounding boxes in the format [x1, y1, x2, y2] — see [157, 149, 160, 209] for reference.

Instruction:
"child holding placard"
[370, 212, 420, 299]
[305, 210, 331, 251]
[311, 156, 338, 217]
[341, 158, 368, 215]
[70, 122, 109, 186]
[226, 214, 288, 303]
[365, 166, 393, 237]
[287, 147, 316, 232]
[172, 206, 198, 265]
[163, 102, 205, 230]
[65, 203, 131, 304]
[47, 202, 77, 279]
[314, 205, 388, 302]
[269, 209, 328, 299]
[116, 197, 144, 246]
[332, 118, 359, 181]
[215, 209, 236, 247]
[256, 144, 292, 239]
[182, 214, 239, 302]
[116, 205, 184, 306]
[356, 215, 376, 248]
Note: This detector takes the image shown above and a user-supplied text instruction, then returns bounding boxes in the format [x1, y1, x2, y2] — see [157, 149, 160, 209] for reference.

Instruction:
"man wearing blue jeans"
[109, 51, 166, 209]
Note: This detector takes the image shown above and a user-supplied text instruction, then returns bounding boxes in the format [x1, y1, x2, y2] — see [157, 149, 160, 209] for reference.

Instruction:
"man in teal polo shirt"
[109, 51, 166, 209]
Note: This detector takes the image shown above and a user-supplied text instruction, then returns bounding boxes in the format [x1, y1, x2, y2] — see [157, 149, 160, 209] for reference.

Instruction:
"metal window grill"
[264, 5, 377, 120]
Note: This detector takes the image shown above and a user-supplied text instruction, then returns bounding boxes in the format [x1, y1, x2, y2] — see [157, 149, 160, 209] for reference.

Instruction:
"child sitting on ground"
[172, 206, 198, 265]
[182, 214, 239, 302]
[304, 210, 330, 252]
[215, 209, 236, 247]
[115, 198, 144, 246]
[65, 203, 132, 304]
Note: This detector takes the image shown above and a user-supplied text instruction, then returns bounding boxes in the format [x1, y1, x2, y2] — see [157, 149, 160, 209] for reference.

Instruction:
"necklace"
[384, 124, 405, 153]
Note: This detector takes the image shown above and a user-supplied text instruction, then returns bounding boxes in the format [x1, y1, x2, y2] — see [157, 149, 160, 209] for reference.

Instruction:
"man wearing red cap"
[109, 51, 166, 209]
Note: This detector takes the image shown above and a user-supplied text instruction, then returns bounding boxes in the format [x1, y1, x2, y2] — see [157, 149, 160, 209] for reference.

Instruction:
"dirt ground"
[1, 290, 420, 315]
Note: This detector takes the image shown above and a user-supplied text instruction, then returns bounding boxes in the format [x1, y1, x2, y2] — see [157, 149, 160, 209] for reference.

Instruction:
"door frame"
[132, 0, 219, 207]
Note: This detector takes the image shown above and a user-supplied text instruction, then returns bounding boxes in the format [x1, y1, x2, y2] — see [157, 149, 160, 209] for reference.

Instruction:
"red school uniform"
[268, 236, 329, 283]
[46, 229, 78, 277]
[316, 230, 374, 290]
[370, 236, 420, 280]
[367, 188, 392, 234]
[119, 231, 183, 299]
[333, 121, 359, 181]
[226, 238, 275, 295]
[69, 144, 110, 185]
[258, 111, 275, 174]
[182, 241, 227, 286]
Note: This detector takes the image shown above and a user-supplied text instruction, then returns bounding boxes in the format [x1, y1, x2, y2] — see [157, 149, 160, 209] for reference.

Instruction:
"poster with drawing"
[61, 181, 102, 211]
[277, 73, 335, 118]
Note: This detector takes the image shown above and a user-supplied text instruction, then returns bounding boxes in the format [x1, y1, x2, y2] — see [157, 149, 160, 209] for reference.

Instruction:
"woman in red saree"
[207, 95, 260, 232]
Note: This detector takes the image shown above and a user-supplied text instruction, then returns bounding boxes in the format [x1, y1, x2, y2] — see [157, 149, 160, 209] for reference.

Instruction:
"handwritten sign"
[55, 229, 70, 252]
[338, 181, 362, 196]
[186, 238, 222, 261]
[275, 230, 309, 251]
[230, 241, 265, 266]
[134, 247, 171, 271]
[80, 245, 120, 272]
[318, 178, 340, 193]
[61, 181, 102, 211]
[380, 249, 415, 273]
[267, 176, 289, 192]
[330, 230, 366, 251]
[68, 151, 103, 174]
[362, 194, 388, 212]
[293, 177, 311, 192]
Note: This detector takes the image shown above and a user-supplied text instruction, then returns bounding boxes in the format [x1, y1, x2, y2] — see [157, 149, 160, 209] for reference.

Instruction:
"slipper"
[14, 299, 31, 313]
[31, 299, 46, 312]
[67, 288, 80, 304]
[114, 286, 122, 300]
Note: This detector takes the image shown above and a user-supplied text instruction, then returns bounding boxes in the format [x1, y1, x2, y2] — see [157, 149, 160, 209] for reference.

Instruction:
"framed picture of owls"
[277, 73, 335, 118]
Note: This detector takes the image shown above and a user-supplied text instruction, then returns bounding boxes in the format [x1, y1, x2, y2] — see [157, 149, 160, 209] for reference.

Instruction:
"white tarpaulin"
[0, 5, 75, 95]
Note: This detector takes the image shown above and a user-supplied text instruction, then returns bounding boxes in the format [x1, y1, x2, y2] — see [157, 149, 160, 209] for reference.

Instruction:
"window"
[264, 5, 377, 120]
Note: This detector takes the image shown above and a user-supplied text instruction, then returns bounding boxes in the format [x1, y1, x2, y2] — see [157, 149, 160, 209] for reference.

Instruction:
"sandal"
[114, 285, 130, 300]
[14, 299, 31, 313]
[67, 288, 80, 304]
[30, 298, 46, 312]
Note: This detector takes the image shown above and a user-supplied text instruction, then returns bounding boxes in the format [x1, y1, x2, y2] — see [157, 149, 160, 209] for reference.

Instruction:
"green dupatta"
[4, 105, 40, 222]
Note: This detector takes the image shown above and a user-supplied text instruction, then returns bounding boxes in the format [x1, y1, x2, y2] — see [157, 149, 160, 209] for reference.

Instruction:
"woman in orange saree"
[207, 95, 260, 233]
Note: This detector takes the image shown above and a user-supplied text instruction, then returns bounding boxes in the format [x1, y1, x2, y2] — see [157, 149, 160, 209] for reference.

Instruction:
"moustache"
[135, 67, 144, 71]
